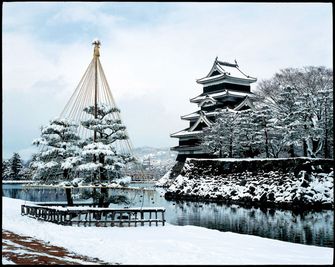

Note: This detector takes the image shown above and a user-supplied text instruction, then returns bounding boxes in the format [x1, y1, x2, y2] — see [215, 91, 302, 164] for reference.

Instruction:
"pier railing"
[21, 203, 165, 227]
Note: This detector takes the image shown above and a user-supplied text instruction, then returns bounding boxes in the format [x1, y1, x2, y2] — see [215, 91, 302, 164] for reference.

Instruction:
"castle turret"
[171, 58, 258, 162]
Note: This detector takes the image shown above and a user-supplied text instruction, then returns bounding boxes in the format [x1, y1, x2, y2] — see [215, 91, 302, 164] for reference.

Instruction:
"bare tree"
[256, 66, 333, 158]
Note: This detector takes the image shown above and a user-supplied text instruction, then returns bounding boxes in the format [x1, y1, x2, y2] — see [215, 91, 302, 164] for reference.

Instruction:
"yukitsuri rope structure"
[60, 40, 133, 154]
[32, 40, 145, 183]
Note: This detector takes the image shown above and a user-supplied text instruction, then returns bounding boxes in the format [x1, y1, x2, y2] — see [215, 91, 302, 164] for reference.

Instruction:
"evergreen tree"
[30, 118, 81, 183]
[250, 104, 273, 158]
[235, 110, 261, 158]
[78, 103, 135, 207]
[2, 159, 11, 180]
[274, 86, 302, 157]
[21, 156, 36, 180]
[318, 89, 334, 158]
[9, 153, 23, 180]
[18, 166, 31, 180]
[201, 109, 239, 158]
[266, 109, 292, 158]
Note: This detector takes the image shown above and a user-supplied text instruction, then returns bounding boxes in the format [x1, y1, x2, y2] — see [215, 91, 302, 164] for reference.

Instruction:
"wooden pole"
[92, 41, 109, 208]
[93, 40, 100, 142]
[65, 187, 73, 206]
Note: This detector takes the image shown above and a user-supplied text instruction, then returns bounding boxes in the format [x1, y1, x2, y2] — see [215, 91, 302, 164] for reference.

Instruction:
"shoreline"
[164, 191, 334, 211]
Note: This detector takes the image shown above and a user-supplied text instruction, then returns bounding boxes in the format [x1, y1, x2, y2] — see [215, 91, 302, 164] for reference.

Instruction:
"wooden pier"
[21, 203, 165, 227]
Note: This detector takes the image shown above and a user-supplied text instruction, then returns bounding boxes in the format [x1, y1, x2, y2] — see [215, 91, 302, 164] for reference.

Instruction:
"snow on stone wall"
[165, 158, 334, 209]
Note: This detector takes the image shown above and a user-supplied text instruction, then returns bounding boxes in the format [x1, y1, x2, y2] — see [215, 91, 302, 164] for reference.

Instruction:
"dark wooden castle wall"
[203, 83, 250, 94]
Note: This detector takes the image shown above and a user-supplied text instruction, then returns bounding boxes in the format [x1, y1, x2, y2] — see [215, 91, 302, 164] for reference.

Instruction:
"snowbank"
[114, 175, 132, 185]
[156, 161, 185, 187]
[2, 180, 35, 184]
[25, 176, 132, 189]
[155, 170, 171, 187]
[2, 197, 333, 265]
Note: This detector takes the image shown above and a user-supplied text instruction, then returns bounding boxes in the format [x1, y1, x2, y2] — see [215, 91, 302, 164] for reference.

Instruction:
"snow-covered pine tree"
[293, 67, 333, 158]
[274, 86, 302, 157]
[250, 104, 273, 158]
[30, 118, 81, 183]
[78, 103, 134, 207]
[2, 159, 11, 180]
[266, 109, 292, 158]
[201, 108, 239, 158]
[18, 165, 31, 180]
[295, 89, 333, 158]
[30, 118, 81, 205]
[21, 156, 37, 180]
[235, 109, 261, 158]
[9, 153, 23, 180]
[318, 89, 334, 158]
[294, 93, 321, 158]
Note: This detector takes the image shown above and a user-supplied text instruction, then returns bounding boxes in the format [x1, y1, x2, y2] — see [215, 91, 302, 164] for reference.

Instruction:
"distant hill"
[133, 146, 177, 166]
[131, 147, 177, 178]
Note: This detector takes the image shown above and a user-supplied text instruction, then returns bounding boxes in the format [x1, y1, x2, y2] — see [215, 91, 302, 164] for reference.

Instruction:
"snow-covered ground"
[155, 170, 171, 187]
[2, 197, 333, 265]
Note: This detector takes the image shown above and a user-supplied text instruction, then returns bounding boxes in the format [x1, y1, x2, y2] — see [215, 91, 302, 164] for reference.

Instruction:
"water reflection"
[2, 183, 333, 248]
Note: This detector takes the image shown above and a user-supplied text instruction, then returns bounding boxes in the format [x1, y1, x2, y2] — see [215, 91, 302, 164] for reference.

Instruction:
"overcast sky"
[2, 2, 333, 160]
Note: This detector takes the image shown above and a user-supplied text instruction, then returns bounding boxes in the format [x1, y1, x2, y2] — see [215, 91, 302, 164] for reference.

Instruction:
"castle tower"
[171, 58, 258, 162]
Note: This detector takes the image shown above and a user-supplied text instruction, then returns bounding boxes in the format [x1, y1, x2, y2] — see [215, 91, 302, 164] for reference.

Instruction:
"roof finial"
[234, 59, 238, 67]
[92, 39, 101, 58]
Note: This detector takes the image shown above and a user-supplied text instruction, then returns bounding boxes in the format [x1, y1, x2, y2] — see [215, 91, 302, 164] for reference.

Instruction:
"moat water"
[2, 182, 333, 248]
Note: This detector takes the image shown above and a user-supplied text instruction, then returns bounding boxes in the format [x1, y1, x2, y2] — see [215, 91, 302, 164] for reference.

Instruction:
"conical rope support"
[32, 42, 145, 184]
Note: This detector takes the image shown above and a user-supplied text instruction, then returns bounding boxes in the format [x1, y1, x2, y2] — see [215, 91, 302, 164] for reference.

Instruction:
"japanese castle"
[171, 57, 258, 162]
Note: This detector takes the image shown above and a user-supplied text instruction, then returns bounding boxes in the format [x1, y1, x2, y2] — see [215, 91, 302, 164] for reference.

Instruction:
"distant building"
[171, 57, 258, 162]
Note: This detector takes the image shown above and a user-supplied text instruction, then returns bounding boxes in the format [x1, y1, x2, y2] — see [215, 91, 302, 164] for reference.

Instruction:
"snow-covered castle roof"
[196, 57, 257, 85]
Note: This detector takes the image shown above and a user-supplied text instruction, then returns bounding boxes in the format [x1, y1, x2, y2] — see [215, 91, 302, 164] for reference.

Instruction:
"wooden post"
[155, 211, 158, 226]
[93, 40, 100, 142]
[111, 211, 115, 227]
[65, 188, 73, 206]
[84, 212, 88, 227]
[105, 212, 109, 227]
[162, 211, 165, 226]
[149, 211, 152, 226]
[141, 211, 144, 226]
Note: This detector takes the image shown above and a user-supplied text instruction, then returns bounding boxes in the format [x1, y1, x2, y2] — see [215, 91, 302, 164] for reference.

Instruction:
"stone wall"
[164, 158, 334, 210]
